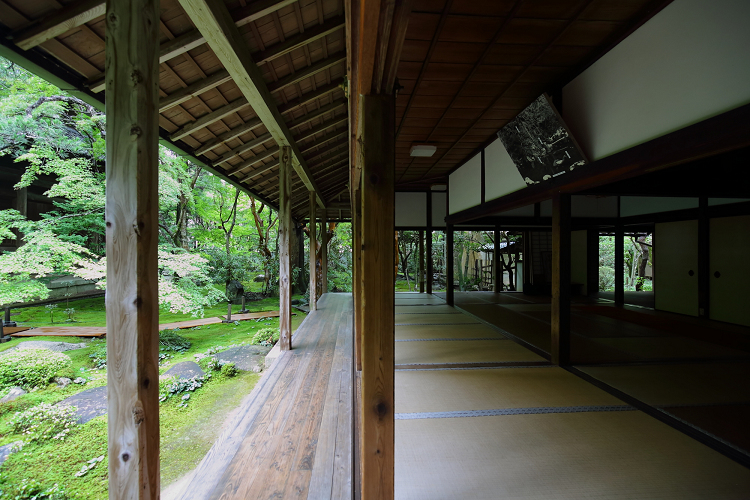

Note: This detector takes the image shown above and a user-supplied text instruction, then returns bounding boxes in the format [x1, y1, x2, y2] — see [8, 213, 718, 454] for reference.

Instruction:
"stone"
[217, 345, 271, 373]
[253, 274, 265, 282]
[0, 387, 26, 404]
[57, 386, 107, 424]
[164, 361, 205, 380]
[0, 441, 23, 466]
[56, 377, 72, 388]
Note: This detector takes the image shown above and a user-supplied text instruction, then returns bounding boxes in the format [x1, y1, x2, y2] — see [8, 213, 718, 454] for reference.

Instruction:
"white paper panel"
[395, 192, 427, 227]
[620, 197, 698, 217]
[448, 153, 482, 214]
[563, 0, 750, 161]
[484, 139, 527, 201]
[432, 192, 447, 227]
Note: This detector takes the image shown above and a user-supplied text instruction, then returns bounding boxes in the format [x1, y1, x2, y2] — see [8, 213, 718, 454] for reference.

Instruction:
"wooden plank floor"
[167, 293, 353, 500]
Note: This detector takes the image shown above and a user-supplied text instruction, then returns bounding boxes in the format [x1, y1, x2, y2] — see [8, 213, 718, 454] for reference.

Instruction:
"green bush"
[88, 340, 107, 369]
[220, 362, 238, 378]
[0, 349, 72, 390]
[598, 266, 615, 291]
[0, 478, 72, 500]
[8, 403, 77, 442]
[250, 327, 279, 346]
[159, 329, 192, 353]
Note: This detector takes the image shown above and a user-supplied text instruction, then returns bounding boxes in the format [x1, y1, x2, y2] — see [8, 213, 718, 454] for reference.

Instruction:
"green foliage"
[220, 362, 238, 378]
[7, 403, 77, 442]
[0, 349, 72, 390]
[250, 327, 279, 346]
[159, 329, 192, 353]
[599, 266, 615, 291]
[0, 478, 73, 500]
[158, 375, 207, 406]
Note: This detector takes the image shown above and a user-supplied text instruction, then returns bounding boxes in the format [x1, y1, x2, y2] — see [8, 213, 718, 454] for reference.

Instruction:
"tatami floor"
[394, 292, 750, 500]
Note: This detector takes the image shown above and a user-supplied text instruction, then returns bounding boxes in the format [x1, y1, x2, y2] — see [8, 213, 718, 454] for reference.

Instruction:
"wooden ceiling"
[0, 0, 351, 220]
[0, 0, 670, 220]
[394, 0, 669, 190]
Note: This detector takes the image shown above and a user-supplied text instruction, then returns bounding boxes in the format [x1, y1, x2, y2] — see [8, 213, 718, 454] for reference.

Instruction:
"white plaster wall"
[710, 215, 750, 326]
[654, 220, 699, 316]
[563, 0, 750, 161]
[620, 197, 698, 217]
[484, 139, 527, 201]
[432, 192, 447, 227]
[395, 192, 427, 227]
[448, 153, 482, 214]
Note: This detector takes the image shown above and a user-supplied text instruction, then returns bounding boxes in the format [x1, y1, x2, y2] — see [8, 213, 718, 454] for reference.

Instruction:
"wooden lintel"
[278, 145, 292, 350]
[13, 0, 105, 51]
[179, 0, 326, 209]
[105, 0, 160, 497]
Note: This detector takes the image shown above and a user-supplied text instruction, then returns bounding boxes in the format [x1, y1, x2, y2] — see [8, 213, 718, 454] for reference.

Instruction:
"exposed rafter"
[179, 0, 327, 208]
[12, 0, 105, 51]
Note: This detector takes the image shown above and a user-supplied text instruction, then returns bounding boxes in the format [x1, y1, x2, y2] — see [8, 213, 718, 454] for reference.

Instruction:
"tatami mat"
[395, 412, 750, 500]
[395, 367, 622, 414]
[395, 339, 545, 365]
[395, 305, 460, 314]
[395, 324, 504, 340]
[589, 337, 747, 361]
[395, 313, 479, 325]
[395, 299, 445, 306]
[579, 362, 750, 406]
[459, 303, 552, 351]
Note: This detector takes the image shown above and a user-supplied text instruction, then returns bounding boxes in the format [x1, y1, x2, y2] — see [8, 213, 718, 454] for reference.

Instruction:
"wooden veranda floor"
[166, 293, 353, 499]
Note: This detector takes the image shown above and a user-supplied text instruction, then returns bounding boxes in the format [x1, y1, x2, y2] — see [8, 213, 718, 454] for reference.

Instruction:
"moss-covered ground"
[0, 294, 307, 498]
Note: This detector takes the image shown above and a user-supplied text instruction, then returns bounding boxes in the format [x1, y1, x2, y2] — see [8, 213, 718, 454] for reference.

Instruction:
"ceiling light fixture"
[410, 144, 437, 157]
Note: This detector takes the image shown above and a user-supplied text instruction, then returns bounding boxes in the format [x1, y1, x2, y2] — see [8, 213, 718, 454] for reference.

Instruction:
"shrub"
[158, 375, 207, 404]
[598, 266, 615, 291]
[0, 349, 72, 390]
[8, 403, 77, 442]
[250, 328, 279, 346]
[88, 341, 107, 369]
[0, 478, 72, 500]
[220, 362, 238, 378]
[159, 329, 191, 353]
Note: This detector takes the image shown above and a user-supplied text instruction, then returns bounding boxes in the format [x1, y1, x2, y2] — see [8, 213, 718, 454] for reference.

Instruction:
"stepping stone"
[164, 361, 205, 380]
[0, 387, 26, 404]
[57, 386, 107, 424]
[217, 345, 271, 373]
[0, 441, 23, 466]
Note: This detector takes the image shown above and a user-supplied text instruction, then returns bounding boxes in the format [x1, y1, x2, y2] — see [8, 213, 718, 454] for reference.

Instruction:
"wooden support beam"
[217, 135, 275, 168]
[426, 193, 433, 294]
[446, 225, 454, 306]
[295, 115, 349, 143]
[267, 53, 347, 93]
[277, 82, 342, 114]
[353, 183, 363, 371]
[551, 193, 571, 366]
[278, 145, 292, 350]
[178, 0, 326, 208]
[287, 99, 347, 129]
[157, 70, 232, 112]
[418, 229, 424, 293]
[494, 226, 501, 293]
[308, 191, 318, 311]
[321, 210, 328, 293]
[359, 93, 395, 500]
[13, 0, 106, 51]
[235, 157, 278, 183]
[105, 0, 160, 497]
[586, 228, 599, 295]
[304, 136, 349, 163]
[253, 15, 345, 66]
[170, 97, 249, 141]
[614, 222, 624, 306]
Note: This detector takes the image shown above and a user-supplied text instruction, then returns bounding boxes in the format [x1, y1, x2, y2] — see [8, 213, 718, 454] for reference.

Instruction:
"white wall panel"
[395, 192, 427, 227]
[448, 153, 482, 214]
[563, 0, 750, 161]
[710, 215, 750, 326]
[620, 197, 698, 217]
[432, 192, 447, 227]
[655, 220, 699, 316]
[484, 139, 527, 201]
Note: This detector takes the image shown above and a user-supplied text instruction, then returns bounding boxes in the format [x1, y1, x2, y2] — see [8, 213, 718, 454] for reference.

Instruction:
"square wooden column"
[278, 146, 292, 350]
[309, 191, 317, 311]
[494, 227, 501, 293]
[426, 194, 433, 294]
[320, 210, 328, 294]
[418, 230, 425, 293]
[359, 94, 395, 500]
[105, 0, 161, 497]
[586, 228, 599, 296]
[615, 222, 624, 306]
[353, 186, 363, 371]
[446, 225, 454, 306]
[551, 193, 571, 365]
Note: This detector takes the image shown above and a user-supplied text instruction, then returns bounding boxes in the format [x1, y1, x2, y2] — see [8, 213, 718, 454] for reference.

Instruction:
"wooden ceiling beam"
[219, 138, 276, 169]
[278, 82, 341, 114]
[267, 52, 347, 93]
[287, 99, 347, 130]
[254, 15, 345, 66]
[268, 157, 348, 197]
[304, 136, 349, 163]
[179, 0, 326, 208]
[170, 96, 250, 141]
[157, 70, 232, 112]
[12, 0, 105, 51]
[294, 115, 348, 143]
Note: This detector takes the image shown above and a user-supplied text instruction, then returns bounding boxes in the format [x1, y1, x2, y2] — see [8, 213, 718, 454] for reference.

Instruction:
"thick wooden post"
[615, 222, 624, 306]
[105, 0, 160, 497]
[587, 228, 599, 295]
[353, 186, 363, 371]
[279, 146, 292, 350]
[551, 193, 571, 365]
[446, 226, 454, 306]
[418, 230, 425, 293]
[426, 194, 433, 295]
[309, 191, 317, 311]
[321, 210, 328, 294]
[494, 226, 501, 292]
[360, 94, 395, 500]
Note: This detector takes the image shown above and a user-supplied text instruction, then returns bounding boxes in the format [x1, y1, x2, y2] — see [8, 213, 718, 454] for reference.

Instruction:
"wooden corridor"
[167, 293, 352, 500]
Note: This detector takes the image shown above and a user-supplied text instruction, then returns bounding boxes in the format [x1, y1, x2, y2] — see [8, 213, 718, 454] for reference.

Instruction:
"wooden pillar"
[494, 226, 501, 293]
[426, 194, 433, 294]
[418, 230, 425, 293]
[359, 94, 395, 500]
[446, 225, 454, 306]
[105, 0, 160, 497]
[586, 228, 599, 295]
[614, 222, 624, 306]
[309, 191, 317, 311]
[551, 193, 571, 365]
[321, 210, 328, 294]
[278, 146, 292, 351]
[698, 196, 709, 317]
[353, 186, 363, 371]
